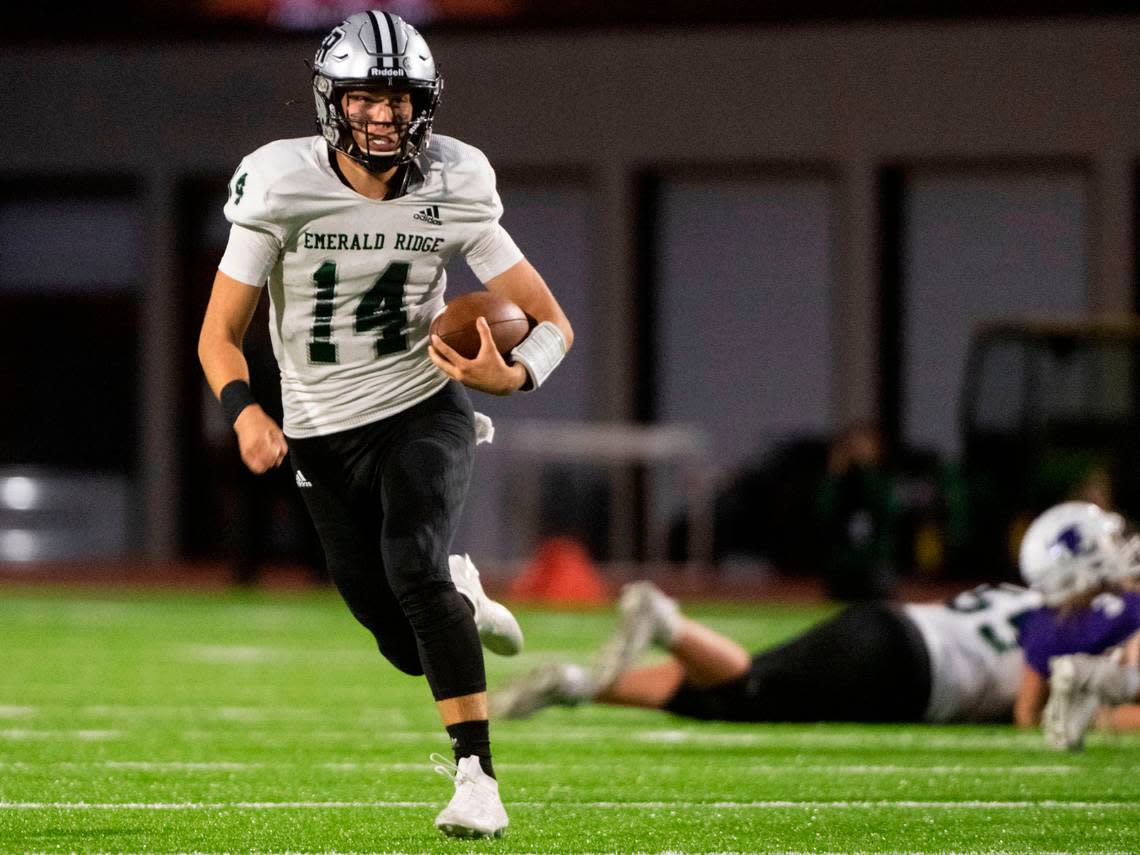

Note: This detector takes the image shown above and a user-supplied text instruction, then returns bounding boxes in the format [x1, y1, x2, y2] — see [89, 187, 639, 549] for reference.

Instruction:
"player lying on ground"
[198, 10, 572, 839]
[1013, 502, 1140, 749]
[501, 501, 1140, 738]
[494, 501, 1140, 732]
[493, 579, 1041, 724]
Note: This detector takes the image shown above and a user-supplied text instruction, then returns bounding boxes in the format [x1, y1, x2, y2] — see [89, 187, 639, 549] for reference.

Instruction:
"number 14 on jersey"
[308, 260, 410, 364]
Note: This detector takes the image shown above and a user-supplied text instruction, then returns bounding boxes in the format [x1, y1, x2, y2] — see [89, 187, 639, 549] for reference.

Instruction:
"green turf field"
[1, 588, 1138, 854]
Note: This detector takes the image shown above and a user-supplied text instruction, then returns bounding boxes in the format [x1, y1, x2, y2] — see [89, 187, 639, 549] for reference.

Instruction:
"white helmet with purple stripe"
[1019, 501, 1140, 606]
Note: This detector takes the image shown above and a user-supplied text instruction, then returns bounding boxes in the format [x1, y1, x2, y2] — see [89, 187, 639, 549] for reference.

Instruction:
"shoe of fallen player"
[1043, 651, 1140, 750]
[449, 553, 523, 656]
[432, 754, 508, 839]
[1043, 654, 1102, 751]
[592, 581, 681, 690]
[490, 662, 597, 719]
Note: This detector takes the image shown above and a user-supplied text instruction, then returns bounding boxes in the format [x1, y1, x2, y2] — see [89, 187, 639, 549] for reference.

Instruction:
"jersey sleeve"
[465, 224, 524, 283]
[217, 224, 280, 287]
[1015, 610, 1057, 676]
[458, 152, 524, 282]
[223, 157, 288, 243]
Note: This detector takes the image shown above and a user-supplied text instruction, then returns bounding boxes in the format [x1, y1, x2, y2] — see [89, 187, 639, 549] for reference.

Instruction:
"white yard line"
[740, 764, 1085, 774]
[15, 851, 1135, 855]
[0, 760, 1103, 775]
[110, 728, 1061, 748]
[245, 726, 1127, 751]
[173, 644, 375, 665]
[13, 851, 1136, 855]
[1, 799, 1137, 810]
[77, 705, 411, 724]
[316, 761, 1092, 776]
[16, 709, 1133, 754]
[629, 730, 1068, 750]
[0, 723, 1085, 752]
[0, 728, 120, 741]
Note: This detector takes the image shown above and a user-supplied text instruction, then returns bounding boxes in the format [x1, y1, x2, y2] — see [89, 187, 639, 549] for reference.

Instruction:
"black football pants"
[287, 381, 486, 701]
[664, 602, 931, 722]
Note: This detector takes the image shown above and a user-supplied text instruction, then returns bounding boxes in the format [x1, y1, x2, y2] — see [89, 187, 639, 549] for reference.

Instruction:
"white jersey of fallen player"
[903, 583, 1042, 723]
[220, 134, 523, 438]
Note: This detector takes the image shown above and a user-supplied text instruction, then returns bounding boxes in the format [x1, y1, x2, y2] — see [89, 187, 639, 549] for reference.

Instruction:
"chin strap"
[345, 139, 399, 173]
[328, 142, 413, 198]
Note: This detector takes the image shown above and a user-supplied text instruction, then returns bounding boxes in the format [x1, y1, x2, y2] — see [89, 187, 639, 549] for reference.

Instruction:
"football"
[430, 291, 531, 359]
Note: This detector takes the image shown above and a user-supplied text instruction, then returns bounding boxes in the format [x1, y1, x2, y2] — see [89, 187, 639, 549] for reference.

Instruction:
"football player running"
[198, 10, 572, 839]
[1012, 502, 1140, 750]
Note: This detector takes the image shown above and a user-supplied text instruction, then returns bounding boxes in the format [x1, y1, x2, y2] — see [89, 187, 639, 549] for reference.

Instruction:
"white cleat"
[1043, 652, 1140, 751]
[432, 754, 508, 839]
[449, 553, 524, 656]
[592, 581, 681, 691]
[490, 662, 597, 720]
[1043, 654, 1104, 751]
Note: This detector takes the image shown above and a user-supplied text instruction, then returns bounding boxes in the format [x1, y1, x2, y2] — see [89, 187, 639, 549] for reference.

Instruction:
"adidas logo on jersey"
[295, 470, 313, 488]
[413, 205, 443, 226]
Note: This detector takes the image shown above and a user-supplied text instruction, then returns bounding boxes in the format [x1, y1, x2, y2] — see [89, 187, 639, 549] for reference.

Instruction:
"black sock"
[446, 719, 494, 779]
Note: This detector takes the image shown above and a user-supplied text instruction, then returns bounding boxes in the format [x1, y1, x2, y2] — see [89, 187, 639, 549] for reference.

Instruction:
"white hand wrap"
[510, 321, 568, 390]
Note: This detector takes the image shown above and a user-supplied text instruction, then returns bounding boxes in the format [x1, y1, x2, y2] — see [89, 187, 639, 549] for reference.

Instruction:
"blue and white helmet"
[311, 10, 442, 171]
[1019, 501, 1140, 606]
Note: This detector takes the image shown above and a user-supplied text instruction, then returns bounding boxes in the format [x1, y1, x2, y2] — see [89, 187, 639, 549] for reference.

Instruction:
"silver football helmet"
[1019, 501, 1140, 606]
[312, 10, 442, 172]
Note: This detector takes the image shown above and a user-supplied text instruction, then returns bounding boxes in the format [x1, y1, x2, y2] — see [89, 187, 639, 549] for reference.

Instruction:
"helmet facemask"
[314, 74, 440, 174]
[1108, 516, 1140, 585]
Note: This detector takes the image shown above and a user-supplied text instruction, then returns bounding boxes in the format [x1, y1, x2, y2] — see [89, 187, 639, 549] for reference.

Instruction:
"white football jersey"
[219, 134, 523, 438]
[903, 583, 1042, 723]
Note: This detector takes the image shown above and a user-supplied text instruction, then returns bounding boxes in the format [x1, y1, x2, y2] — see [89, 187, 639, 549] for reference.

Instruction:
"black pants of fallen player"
[664, 602, 931, 723]
[288, 381, 485, 701]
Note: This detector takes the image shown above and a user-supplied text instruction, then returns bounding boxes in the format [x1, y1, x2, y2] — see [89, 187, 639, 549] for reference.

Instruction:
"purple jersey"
[1015, 591, 1140, 676]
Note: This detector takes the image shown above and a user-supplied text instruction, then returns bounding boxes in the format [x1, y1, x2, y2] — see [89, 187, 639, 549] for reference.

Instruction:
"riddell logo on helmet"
[369, 67, 406, 77]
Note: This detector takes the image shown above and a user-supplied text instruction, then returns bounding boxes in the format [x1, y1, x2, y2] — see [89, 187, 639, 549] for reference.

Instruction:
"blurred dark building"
[4, 5, 1140, 574]
[16, 1, 1140, 40]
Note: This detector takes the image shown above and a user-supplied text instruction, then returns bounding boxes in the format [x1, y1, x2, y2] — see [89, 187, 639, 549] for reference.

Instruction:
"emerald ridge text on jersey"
[300, 230, 446, 254]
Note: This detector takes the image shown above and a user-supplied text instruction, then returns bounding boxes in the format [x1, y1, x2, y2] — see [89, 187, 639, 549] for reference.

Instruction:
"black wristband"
[220, 379, 257, 427]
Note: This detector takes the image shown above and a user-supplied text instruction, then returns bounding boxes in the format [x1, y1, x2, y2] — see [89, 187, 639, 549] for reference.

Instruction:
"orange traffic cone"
[509, 536, 609, 605]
